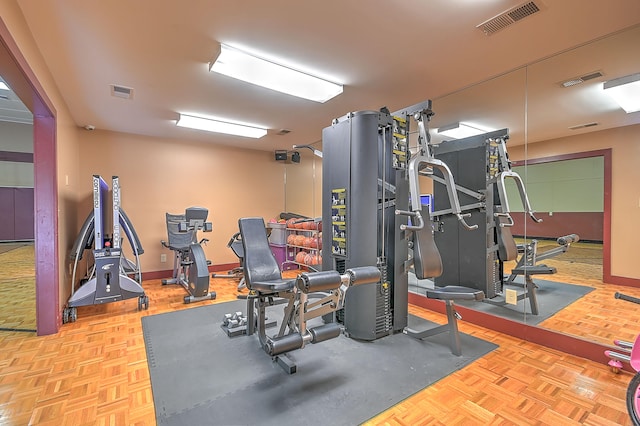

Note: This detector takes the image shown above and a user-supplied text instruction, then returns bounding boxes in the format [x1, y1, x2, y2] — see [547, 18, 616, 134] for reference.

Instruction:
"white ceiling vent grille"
[477, 1, 544, 35]
[560, 71, 604, 88]
[110, 84, 134, 100]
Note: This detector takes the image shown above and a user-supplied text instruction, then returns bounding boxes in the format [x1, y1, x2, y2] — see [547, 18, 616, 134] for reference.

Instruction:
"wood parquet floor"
[0, 243, 36, 332]
[0, 243, 637, 425]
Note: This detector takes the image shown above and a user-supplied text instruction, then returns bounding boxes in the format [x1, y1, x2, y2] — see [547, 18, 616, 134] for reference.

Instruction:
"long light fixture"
[603, 73, 640, 113]
[437, 122, 487, 139]
[210, 44, 343, 103]
[176, 114, 267, 139]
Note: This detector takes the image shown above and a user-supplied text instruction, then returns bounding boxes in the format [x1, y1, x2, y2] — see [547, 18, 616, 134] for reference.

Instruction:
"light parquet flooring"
[0, 263, 637, 425]
[0, 244, 36, 332]
[504, 240, 640, 346]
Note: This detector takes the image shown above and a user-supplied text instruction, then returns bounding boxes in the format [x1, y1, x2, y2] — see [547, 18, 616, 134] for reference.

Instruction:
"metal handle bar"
[497, 171, 543, 223]
[494, 212, 515, 227]
[456, 213, 478, 230]
[396, 209, 425, 231]
[407, 156, 478, 232]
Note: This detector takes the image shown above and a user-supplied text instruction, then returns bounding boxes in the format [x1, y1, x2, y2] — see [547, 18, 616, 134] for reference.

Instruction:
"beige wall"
[77, 129, 285, 272]
[0, 1, 83, 308]
[510, 123, 640, 280]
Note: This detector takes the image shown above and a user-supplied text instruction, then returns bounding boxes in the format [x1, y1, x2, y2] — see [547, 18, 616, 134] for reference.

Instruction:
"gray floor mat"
[409, 274, 595, 324]
[142, 299, 498, 426]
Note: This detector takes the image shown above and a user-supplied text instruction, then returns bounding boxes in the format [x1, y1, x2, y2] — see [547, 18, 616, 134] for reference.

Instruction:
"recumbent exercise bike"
[161, 207, 216, 304]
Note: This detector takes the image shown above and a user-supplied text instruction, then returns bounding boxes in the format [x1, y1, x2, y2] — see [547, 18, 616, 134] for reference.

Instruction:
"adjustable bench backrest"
[239, 217, 282, 291]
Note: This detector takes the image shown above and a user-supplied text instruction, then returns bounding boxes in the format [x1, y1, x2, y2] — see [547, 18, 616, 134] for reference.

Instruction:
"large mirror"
[283, 149, 322, 220]
[285, 24, 640, 349]
[424, 24, 640, 346]
[519, 24, 640, 345]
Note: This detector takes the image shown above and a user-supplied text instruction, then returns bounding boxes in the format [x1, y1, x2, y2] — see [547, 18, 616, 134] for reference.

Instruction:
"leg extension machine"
[232, 217, 380, 374]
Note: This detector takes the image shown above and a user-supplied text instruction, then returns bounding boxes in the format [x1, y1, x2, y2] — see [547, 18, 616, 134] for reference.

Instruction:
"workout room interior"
[1, 1, 640, 425]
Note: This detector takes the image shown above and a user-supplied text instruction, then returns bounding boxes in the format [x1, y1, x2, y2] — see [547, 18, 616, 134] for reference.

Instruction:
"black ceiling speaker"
[274, 150, 287, 161]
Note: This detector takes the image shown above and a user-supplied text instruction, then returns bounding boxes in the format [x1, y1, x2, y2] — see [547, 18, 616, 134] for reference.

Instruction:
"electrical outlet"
[160, 253, 167, 263]
[505, 289, 518, 305]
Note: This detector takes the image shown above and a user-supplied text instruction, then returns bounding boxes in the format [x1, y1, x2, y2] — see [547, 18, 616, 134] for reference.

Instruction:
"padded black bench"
[234, 217, 380, 374]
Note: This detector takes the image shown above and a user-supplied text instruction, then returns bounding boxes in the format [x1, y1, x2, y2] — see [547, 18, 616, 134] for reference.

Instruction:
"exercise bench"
[234, 217, 380, 374]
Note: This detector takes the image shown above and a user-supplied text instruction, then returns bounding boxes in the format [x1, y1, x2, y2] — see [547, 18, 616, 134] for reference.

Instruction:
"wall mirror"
[424, 24, 640, 346]
[283, 149, 322, 220]
[284, 24, 640, 349]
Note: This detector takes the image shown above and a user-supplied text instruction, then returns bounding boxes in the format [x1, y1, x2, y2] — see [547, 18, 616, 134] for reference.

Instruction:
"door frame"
[0, 17, 59, 335]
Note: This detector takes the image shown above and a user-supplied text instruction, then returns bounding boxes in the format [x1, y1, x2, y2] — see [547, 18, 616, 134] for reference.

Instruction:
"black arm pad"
[296, 271, 342, 293]
[346, 266, 381, 286]
[557, 234, 579, 246]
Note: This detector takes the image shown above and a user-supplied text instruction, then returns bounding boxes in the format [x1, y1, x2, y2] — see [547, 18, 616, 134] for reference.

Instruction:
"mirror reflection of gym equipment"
[161, 207, 217, 304]
[424, 129, 579, 316]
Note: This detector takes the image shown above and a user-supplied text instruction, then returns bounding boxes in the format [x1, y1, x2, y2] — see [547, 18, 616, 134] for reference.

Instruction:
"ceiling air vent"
[569, 122, 598, 130]
[276, 129, 291, 136]
[477, 1, 544, 35]
[560, 71, 604, 88]
[110, 84, 134, 99]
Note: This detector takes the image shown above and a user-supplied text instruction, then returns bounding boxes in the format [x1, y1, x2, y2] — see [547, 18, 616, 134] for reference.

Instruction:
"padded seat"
[250, 278, 296, 293]
[512, 265, 556, 275]
[427, 286, 484, 301]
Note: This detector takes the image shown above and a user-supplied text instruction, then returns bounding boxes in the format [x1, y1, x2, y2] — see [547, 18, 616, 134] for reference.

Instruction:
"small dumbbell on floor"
[222, 311, 247, 329]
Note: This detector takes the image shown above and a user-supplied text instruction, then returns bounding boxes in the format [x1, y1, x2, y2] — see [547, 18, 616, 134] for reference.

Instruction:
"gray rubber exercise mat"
[142, 301, 497, 426]
[142, 299, 498, 426]
[410, 274, 595, 324]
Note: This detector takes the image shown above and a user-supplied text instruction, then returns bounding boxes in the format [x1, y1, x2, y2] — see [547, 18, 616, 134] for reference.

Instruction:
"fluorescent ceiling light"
[0, 82, 9, 91]
[603, 73, 640, 113]
[176, 114, 267, 138]
[437, 122, 487, 139]
[210, 44, 343, 103]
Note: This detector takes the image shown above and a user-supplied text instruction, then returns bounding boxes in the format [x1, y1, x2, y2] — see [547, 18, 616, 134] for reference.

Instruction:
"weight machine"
[233, 217, 381, 374]
[430, 128, 578, 314]
[161, 207, 216, 304]
[320, 101, 483, 353]
[64, 175, 148, 323]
